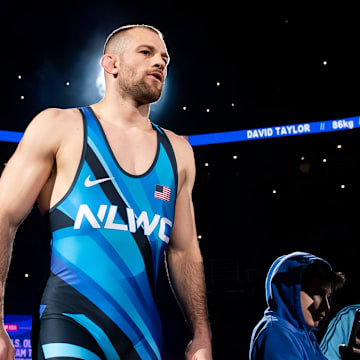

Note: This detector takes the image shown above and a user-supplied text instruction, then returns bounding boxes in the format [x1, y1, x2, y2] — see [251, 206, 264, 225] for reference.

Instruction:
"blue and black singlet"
[36, 107, 178, 359]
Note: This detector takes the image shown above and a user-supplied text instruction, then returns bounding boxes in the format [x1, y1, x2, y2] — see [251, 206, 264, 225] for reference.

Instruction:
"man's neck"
[91, 95, 152, 130]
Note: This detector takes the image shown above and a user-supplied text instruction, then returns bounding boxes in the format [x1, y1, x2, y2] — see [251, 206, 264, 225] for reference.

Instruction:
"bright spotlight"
[96, 66, 105, 98]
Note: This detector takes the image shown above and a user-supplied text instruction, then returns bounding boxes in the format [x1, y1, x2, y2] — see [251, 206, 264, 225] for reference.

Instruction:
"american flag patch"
[154, 184, 171, 202]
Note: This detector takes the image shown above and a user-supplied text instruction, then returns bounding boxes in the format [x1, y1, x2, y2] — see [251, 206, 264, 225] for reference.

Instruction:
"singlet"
[38, 106, 178, 359]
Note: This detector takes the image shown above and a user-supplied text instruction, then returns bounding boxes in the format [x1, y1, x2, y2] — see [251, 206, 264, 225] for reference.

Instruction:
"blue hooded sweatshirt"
[249, 251, 329, 360]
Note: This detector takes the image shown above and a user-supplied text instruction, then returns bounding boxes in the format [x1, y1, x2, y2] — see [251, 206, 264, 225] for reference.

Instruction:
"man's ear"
[100, 54, 119, 75]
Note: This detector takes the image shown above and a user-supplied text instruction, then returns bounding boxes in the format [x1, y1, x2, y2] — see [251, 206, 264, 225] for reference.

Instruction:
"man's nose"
[153, 54, 166, 70]
[322, 297, 331, 312]
[154, 63, 164, 70]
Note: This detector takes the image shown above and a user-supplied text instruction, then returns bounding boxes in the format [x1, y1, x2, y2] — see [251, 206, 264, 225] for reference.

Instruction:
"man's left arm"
[165, 136, 212, 360]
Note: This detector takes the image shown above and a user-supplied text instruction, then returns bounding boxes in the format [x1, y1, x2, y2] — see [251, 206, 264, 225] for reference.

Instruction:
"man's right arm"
[0, 108, 61, 359]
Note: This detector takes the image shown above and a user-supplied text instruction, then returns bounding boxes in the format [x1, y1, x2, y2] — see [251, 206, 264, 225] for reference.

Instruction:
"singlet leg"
[35, 315, 106, 360]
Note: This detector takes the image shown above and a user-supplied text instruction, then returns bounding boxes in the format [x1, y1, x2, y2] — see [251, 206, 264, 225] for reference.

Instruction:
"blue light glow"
[0, 130, 24, 143]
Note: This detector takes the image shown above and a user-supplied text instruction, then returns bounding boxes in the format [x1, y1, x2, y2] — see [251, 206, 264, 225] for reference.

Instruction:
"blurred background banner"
[4, 315, 32, 360]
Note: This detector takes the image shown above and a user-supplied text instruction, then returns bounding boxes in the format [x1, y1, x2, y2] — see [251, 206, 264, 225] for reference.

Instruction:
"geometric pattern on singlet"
[39, 106, 178, 359]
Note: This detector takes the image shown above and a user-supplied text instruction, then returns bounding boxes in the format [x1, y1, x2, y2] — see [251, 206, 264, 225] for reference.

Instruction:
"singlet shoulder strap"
[151, 122, 178, 197]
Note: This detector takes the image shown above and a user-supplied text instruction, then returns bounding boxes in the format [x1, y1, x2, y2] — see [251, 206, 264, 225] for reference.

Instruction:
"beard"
[128, 78, 163, 104]
[118, 65, 163, 105]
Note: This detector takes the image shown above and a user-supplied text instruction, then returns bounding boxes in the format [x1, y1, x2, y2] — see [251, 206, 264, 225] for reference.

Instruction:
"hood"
[264, 251, 331, 330]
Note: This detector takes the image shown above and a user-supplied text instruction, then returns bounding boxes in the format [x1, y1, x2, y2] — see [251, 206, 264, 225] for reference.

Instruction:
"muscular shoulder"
[27, 107, 81, 134]
[23, 107, 82, 151]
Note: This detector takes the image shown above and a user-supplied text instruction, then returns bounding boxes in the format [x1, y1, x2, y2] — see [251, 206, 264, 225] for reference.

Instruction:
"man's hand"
[0, 325, 14, 360]
[185, 338, 212, 360]
[339, 337, 360, 359]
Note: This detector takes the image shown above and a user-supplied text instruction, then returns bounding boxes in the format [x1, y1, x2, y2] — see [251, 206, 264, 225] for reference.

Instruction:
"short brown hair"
[103, 24, 164, 54]
[301, 260, 346, 291]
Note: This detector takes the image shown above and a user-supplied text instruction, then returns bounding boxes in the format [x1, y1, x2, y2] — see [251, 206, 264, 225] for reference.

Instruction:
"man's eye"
[141, 50, 150, 55]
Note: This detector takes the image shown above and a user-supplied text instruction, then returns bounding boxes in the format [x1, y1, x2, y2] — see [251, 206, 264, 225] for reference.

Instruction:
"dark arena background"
[1, 2, 360, 359]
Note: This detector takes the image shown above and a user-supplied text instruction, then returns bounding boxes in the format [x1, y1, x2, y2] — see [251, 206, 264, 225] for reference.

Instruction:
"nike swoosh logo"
[84, 175, 114, 187]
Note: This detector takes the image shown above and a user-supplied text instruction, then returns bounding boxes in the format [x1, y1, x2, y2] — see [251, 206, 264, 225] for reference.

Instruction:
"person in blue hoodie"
[249, 251, 346, 359]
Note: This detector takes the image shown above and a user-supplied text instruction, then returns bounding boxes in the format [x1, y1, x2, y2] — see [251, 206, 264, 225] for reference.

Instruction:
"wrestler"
[0, 24, 212, 359]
